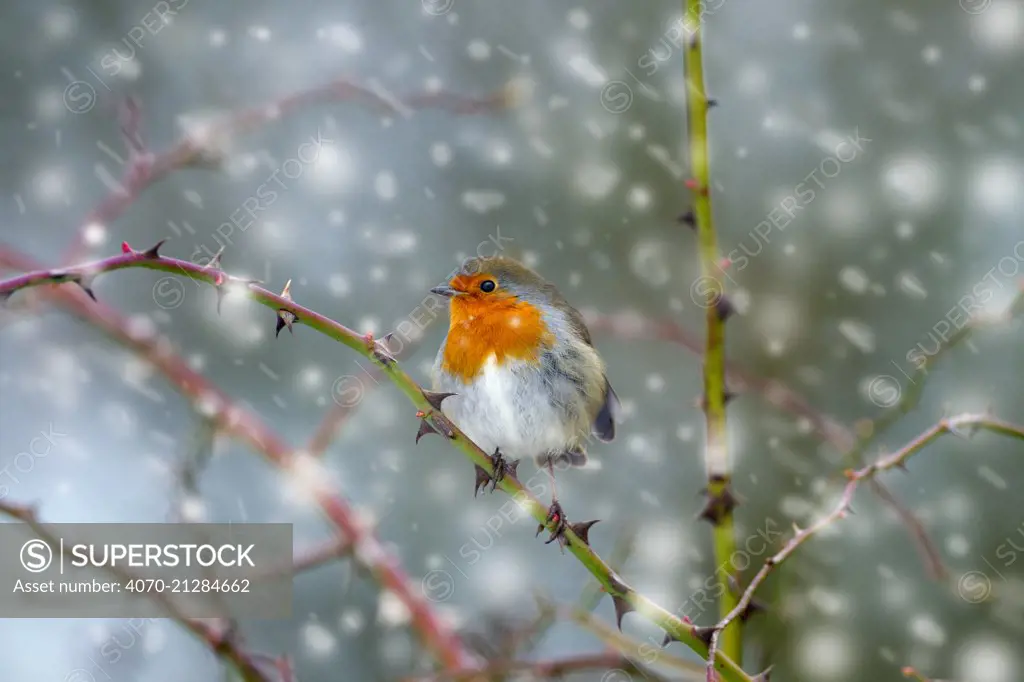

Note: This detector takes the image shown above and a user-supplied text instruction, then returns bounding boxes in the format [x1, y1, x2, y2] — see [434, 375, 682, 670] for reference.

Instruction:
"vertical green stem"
[683, 0, 743, 665]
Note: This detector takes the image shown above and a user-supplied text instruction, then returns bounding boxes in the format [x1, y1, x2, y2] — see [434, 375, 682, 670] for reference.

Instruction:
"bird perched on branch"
[430, 256, 619, 544]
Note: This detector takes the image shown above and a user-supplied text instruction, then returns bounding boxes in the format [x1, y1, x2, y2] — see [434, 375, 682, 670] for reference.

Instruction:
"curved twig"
[704, 413, 1024, 677]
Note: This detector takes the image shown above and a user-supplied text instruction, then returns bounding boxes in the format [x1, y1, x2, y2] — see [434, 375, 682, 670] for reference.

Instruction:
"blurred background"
[1, 1, 1023, 680]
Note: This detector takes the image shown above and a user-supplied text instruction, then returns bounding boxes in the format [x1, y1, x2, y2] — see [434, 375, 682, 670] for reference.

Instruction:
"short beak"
[430, 285, 458, 298]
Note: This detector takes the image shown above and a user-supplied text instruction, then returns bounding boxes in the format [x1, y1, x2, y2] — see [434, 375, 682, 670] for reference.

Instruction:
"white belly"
[439, 355, 574, 461]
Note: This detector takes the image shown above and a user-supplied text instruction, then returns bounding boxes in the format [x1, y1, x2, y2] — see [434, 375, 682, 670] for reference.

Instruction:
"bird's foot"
[473, 449, 517, 497]
[535, 500, 568, 548]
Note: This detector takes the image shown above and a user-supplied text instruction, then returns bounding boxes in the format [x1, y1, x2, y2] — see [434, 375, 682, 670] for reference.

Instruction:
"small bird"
[430, 256, 619, 543]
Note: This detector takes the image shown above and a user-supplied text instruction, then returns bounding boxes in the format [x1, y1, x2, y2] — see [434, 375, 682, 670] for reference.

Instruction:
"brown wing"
[550, 289, 620, 442]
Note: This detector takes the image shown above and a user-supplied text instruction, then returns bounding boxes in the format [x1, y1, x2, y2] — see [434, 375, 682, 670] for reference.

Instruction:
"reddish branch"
[703, 412, 1024, 677]
[255, 538, 354, 582]
[0, 247, 476, 672]
[306, 326, 435, 458]
[60, 77, 518, 265]
[0, 501, 273, 682]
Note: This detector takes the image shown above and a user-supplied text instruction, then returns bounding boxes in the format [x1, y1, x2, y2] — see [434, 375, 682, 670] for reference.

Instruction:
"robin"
[430, 256, 620, 543]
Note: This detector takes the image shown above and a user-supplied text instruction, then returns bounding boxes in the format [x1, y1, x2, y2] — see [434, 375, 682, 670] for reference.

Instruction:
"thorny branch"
[0, 246, 755, 682]
[59, 77, 519, 265]
[703, 412, 1024, 678]
[2, 73, 518, 679]
[0, 247, 476, 673]
[562, 604, 706, 679]
[682, 0, 743, 664]
[0, 501, 275, 682]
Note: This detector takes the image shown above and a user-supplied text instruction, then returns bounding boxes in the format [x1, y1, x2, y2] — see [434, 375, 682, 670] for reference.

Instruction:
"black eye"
[479, 279, 496, 293]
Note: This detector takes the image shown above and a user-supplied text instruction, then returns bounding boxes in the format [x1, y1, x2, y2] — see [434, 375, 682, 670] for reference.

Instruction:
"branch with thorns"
[682, 0, 744, 664]
[58, 77, 521, 266]
[0, 247, 475, 673]
[702, 412, 1024, 678]
[0, 243, 757, 682]
[0, 501, 277, 682]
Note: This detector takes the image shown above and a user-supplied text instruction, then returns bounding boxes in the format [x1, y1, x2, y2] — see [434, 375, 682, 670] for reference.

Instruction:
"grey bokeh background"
[2, 1, 1023, 680]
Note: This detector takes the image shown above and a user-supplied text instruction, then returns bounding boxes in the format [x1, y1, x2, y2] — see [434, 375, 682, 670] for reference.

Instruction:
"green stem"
[683, 0, 742, 665]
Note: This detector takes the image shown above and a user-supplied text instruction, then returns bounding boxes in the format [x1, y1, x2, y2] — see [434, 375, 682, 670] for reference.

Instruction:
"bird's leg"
[473, 448, 516, 497]
[489, 448, 509, 492]
[536, 458, 567, 546]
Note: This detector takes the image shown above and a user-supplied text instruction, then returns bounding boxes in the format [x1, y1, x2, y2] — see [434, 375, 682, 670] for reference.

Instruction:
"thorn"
[677, 209, 697, 228]
[569, 520, 599, 545]
[415, 419, 438, 443]
[612, 595, 635, 630]
[0, 291, 12, 306]
[714, 294, 735, 322]
[739, 597, 767, 622]
[275, 279, 296, 337]
[692, 625, 715, 647]
[707, 97, 719, 108]
[752, 665, 774, 681]
[121, 241, 133, 254]
[72, 275, 97, 302]
[696, 485, 737, 522]
[606, 573, 631, 597]
[661, 631, 675, 647]
[275, 313, 295, 337]
[431, 413, 457, 439]
[372, 345, 396, 367]
[142, 239, 167, 259]
[698, 486, 738, 525]
[422, 390, 457, 411]
[699, 390, 738, 410]
[214, 284, 227, 315]
[208, 246, 225, 270]
[473, 465, 491, 497]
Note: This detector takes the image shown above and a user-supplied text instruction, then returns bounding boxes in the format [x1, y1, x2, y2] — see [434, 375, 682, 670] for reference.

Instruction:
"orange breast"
[441, 296, 555, 382]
